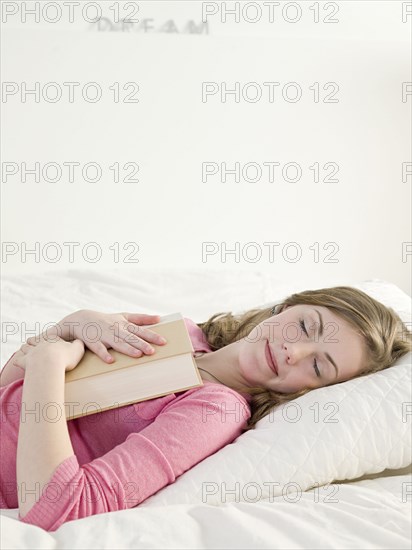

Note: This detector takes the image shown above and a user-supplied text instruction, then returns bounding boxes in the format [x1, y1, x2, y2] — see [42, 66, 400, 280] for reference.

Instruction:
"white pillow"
[140, 278, 412, 508]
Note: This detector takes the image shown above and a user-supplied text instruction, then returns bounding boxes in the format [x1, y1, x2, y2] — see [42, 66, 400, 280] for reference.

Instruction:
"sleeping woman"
[1, 285, 411, 531]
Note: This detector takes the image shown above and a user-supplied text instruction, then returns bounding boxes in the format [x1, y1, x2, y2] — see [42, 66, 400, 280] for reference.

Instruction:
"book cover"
[64, 313, 204, 420]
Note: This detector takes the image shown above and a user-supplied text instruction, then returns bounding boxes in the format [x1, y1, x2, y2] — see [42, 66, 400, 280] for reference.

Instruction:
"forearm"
[17, 362, 75, 519]
[0, 329, 64, 388]
[0, 312, 82, 387]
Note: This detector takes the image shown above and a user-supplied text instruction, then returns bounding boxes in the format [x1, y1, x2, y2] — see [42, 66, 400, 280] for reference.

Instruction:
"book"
[63, 313, 204, 420]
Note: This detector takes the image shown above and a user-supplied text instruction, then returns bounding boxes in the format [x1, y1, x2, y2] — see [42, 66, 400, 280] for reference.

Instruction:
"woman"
[1, 286, 411, 531]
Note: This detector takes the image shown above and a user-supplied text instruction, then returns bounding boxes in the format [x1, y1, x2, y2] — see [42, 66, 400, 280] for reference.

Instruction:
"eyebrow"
[313, 309, 339, 379]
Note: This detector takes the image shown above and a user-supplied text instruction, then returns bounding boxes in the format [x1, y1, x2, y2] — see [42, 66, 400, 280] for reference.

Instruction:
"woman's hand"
[14, 336, 85, 373]
[30, 310, 167, 364]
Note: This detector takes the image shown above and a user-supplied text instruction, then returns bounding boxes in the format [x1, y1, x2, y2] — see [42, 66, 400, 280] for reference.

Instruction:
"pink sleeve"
[18, 385, 250, 532]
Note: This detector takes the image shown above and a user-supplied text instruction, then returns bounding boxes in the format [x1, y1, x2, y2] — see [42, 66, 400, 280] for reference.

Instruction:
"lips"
[265, 340, 278, 375]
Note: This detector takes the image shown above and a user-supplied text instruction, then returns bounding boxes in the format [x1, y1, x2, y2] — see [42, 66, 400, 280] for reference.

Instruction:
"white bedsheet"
[1, 473, 410, 549]
[1, 268, 411, 549]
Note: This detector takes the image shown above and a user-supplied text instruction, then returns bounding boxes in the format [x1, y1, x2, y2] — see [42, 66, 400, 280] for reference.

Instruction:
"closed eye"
[299, 319, 321, 378]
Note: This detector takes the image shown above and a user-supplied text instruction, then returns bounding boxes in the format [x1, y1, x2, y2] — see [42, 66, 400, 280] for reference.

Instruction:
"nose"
[283, 341, 315, 365]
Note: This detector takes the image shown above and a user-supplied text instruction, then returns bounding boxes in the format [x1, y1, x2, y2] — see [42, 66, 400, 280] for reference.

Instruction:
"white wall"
[1, 1, 411, 294]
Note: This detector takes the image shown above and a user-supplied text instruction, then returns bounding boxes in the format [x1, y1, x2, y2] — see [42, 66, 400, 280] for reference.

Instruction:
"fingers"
[21, 335, 66, 355]
[20, 343, 32, 354]
[87, 341, 114, 363]
[26, 336, 46, 345]
[13, 355, 25, 370]
[26, 333, 59, 345]
[123, 313, 161, 325]
[89, 339, 146, 362]
[71, 339, 85, 361]
[116, 328, 156, 354]
[72, 339, 85, 349]
[126, 324, 167, 347]
[121, 313, 167, 347]
[109, 341, 145, 358]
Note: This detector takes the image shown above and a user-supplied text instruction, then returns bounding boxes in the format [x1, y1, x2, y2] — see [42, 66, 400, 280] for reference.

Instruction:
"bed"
[1, 268, 411, 549]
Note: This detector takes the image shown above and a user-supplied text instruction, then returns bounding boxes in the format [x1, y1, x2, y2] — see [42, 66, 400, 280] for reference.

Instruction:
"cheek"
[238, 340, 261, 374]
[261, 321, 281, 344]
[246, 325, 265, 344]
[241, 340, 257, 364]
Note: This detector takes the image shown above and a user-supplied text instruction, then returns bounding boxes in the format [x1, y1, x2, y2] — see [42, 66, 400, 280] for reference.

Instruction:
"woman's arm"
[1, 309, 165, 387]
[15, 339, 81, 519]
[17, 360, 74, 518]
[18, 383, 250, 531]
[0, 351, 25, 387]
[0, 316, 76, 387]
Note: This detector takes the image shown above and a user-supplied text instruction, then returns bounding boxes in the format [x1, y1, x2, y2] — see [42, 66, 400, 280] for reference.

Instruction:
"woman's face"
[236, 304, 367, 393]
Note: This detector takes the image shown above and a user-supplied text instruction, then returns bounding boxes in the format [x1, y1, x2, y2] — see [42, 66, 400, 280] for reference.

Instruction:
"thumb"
[72, 338, 85, 347]
[72, 338, 85, 355]
[64, 339, 86, 372]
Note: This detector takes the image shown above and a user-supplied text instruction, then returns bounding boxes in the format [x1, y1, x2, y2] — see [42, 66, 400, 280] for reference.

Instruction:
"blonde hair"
[197, 286, 412, 432]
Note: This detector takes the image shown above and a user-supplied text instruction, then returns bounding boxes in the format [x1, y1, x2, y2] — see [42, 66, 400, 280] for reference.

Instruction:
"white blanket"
[1, 268, 411, 549]
[1, 473, 410, 549]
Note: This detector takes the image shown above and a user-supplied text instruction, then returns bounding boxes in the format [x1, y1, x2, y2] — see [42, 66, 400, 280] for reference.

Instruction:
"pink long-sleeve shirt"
[0, 318, 252, 531]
